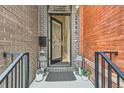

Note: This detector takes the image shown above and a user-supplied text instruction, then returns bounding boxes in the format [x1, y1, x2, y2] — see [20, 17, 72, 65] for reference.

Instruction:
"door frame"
[50, 16, 63, 65]
[47, 13, 72, 67]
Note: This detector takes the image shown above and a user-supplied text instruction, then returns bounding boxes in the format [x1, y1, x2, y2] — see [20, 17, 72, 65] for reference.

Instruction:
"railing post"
[21, 58, 23, 88]
[101, 57, 105, 88]
[6, 76, 8, 88]
[117, 74, 120, 88]
[25, 53, 29, 88]
[108, 65, 112, 88]
[95, 52, 99, 88]
[15, 65, 17, 88]
[108, 53, 112, 88]
[18, 61, 20, 88]
[11, 54, 14, 88]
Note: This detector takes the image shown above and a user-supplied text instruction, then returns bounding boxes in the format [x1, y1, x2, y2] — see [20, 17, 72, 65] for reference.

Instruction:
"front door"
[50, 17, 63, 64]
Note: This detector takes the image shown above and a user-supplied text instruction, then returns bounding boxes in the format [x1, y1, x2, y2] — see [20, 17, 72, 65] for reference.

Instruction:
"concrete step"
[30, 72, 94, 88]
[46, 67, 74, 72]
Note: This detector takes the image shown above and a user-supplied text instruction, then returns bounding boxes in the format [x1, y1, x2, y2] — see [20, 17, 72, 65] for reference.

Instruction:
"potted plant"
[81, 68, 90, 80]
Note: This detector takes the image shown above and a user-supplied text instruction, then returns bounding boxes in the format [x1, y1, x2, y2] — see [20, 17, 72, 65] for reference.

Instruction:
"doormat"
[45, 72, 76, 81]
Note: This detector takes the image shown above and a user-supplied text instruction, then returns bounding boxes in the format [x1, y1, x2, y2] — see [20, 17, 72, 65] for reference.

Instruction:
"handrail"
[99, 52, 124, 80]
[0, 52, 29, 88]
[95, 51, 124, 88]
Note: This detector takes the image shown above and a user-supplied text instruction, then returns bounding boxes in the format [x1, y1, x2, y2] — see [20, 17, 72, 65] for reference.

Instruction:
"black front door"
[50, 17, 63, 64]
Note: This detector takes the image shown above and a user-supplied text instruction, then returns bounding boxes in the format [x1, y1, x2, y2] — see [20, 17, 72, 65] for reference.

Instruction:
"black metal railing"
[95, 51, 124, 88]
[0, 52, 29, 88]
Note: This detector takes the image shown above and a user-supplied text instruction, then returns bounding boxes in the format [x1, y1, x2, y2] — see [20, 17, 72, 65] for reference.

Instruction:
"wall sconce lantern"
[75, 5, 79, 11]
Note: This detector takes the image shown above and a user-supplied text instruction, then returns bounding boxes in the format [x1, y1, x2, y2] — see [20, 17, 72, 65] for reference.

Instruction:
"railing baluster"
[21, 58, 23, 88]
[15, 65, 17, 88]
[108, 53, 112, 88]
[6, 76, 8, 88]
[11, 54, 13, 88]
[18, 61, 20, 88]
[95, 52, 99, 88]
[101, 57, 105, 88]
[117, 74, 120, 88]
[108, 64, 112, 88]
[25, 53, 29, 88]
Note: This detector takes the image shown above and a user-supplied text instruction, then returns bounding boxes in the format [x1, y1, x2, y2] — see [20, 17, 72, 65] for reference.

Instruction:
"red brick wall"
[80, 5, 124, 72]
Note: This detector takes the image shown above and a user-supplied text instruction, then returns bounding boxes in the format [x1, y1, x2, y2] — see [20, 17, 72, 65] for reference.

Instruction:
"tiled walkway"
[30, 72, 94, 88]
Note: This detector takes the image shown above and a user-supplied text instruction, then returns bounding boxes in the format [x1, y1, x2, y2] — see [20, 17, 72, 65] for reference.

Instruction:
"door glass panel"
[52, 19, 62, 60]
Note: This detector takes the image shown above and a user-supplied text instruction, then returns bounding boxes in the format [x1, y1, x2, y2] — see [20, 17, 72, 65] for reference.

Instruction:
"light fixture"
[75, 5, 79, 9]
[75, 5, 79, 11]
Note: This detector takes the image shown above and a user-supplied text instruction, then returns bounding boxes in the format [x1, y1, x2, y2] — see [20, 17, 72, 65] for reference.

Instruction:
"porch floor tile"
[29, 72, 94, 88]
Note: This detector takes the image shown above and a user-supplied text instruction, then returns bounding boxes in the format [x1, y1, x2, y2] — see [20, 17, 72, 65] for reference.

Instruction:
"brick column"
[39, 6, 48, 68]
[71, 6, 80, 68]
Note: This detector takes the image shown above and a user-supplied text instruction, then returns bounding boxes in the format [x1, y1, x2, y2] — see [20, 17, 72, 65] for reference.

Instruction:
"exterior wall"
[80, 5, 124, 85]
[0, 6, 39, 83]
[39, 5, 80, 69]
